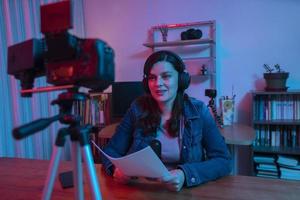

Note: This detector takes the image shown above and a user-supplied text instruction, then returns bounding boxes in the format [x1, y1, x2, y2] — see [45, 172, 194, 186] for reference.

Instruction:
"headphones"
[142, 50, 191, 93]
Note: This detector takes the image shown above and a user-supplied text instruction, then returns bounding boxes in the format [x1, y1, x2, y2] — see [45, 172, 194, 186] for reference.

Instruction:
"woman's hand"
[113, 167, 132, 184]
[160, 169, 185, 192]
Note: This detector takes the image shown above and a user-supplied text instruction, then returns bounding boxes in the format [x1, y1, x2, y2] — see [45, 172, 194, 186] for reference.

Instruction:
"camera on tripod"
[205, 89, 223, 127]
[6, 2, 112, 199]
[7, 0, 115, 97]
[205, 89, 217, 99]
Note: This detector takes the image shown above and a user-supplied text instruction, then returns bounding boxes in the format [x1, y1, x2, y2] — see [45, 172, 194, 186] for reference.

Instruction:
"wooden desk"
[220, 124, 255, 146]
[97, 123, 255, 174]
[0, 157, 299, 200]
[220, 124, 255, 175]
[99, 123, 255, 146]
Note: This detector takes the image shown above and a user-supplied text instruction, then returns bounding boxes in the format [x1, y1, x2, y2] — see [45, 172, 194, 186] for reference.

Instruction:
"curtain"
[0, 0, 86, 160]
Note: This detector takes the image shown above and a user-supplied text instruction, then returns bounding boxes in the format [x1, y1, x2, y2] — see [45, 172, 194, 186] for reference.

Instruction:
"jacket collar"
[183, 97, 200, 120]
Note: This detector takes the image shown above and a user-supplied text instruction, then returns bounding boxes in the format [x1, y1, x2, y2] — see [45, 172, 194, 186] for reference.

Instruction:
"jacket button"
[183, 146, 186, 149]
[191, 177, 196, 183]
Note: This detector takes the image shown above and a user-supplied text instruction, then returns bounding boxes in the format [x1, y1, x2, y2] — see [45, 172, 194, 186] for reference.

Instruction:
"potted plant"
[263, 64, 289, 91]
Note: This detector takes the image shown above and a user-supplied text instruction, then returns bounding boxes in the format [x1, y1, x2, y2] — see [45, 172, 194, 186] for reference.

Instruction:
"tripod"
[207, 96, 223, 128]
[13, 89, 102, 200]
[205, 89, 223, 128]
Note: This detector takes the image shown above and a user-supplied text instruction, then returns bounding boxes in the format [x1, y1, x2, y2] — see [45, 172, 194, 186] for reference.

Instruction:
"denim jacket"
[101, 96, 232, 187]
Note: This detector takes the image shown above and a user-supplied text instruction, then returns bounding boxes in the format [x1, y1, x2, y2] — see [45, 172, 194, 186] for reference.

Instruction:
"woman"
[102, 50, 232, 192]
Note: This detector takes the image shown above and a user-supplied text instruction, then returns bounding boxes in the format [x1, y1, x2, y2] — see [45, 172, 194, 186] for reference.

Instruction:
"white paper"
[92, 141, 170, 178]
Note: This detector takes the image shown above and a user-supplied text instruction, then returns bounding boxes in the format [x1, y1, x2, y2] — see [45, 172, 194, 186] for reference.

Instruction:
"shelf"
[150, 20, 215, 30]
[181, 56, 216, 61]
[253, 119, 300, 125]
[143, 38, 214, 48]
[144, 21, 216, 90]
[190, 74, 215, 79]
[253, 145, 300, 155]
[252, 90, 300, 95]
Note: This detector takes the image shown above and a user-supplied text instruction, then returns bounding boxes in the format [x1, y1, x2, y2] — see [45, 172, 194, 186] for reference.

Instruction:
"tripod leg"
[42, 146, 63, 200]
[208, 98, 223, 128]
[71, 141, 84, 200]
[82, 145, 102, 200]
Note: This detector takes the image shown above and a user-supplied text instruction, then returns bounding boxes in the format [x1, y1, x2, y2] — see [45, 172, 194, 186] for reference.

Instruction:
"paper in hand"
[92, 141, 170, 178]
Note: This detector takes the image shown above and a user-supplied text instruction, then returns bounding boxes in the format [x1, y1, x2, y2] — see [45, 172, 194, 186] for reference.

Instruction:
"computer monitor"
[111, 81, 144, 119]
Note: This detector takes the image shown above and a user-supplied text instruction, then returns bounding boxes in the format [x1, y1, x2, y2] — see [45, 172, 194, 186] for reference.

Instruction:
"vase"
[263, 72, 289, 91]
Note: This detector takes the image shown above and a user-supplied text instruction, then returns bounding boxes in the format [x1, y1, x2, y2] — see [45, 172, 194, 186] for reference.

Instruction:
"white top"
[156, 125, 180, 169]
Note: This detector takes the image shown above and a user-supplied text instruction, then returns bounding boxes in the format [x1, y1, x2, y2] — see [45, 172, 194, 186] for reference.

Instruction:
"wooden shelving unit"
[143, 38, 215, 48]
[253, 146, 300, 156]
[251, 90, 300, 180]
[143, 20, 216, 89]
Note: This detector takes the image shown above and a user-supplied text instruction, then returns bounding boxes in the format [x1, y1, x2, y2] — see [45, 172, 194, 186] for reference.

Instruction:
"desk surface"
[220, 124, 255, 145]
[0, 157, 299, 200]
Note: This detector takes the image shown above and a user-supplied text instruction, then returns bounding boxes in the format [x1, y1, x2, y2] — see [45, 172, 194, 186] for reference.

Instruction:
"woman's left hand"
[160, 169, 185, 192]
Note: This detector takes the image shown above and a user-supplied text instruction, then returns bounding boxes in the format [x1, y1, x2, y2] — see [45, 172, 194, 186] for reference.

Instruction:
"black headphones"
[142, 50, 191, 93]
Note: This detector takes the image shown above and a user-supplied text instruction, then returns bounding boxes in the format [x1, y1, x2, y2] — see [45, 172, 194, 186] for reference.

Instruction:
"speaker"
[143, 50, 190, 93]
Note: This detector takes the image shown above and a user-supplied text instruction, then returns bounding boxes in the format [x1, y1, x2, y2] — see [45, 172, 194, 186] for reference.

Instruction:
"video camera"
[7, 1, 115, 97]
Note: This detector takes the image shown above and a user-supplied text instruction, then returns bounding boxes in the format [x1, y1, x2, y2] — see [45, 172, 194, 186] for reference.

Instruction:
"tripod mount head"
[13, 87, 90, 140]
[205, 89, 217, 106]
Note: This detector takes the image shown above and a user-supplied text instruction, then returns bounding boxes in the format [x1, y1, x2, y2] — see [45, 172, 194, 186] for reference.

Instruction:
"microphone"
[150, 139, 161, 159]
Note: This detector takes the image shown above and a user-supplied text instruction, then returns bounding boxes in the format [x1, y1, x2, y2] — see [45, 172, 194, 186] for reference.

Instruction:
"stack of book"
[254, 155, 279, 179]
[277, 155, 300, 181]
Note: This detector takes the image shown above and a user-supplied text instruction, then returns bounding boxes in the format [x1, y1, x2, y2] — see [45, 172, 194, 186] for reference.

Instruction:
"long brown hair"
[138, 51, 189, 137]
[136, 93, 185, 137]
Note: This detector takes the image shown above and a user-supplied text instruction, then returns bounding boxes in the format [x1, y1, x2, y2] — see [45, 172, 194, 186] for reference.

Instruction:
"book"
[277, 155, 299, 167]
[256, 164, 278, 172]
[257, 170, 278, 177]
[280, 167, 300, 175]
[280, 166, 300, 181]
[280, 174, 300, 181]
[256, 173, 278, 179]
[278, 164, 300, 170]
[253, 155, 275, 164]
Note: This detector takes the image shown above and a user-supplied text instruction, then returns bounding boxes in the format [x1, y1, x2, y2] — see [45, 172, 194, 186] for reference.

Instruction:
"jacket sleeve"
[101, 101, 138, 176]
[178, 101, 232, 187]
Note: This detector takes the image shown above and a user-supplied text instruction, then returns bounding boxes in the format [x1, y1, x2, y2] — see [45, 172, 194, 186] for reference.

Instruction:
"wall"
[83, 0, 300, 174]
[83, 0, 300, 124]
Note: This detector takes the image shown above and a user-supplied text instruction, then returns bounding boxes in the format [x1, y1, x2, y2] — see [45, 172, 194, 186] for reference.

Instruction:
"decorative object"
[159, 25, 168, 42]
[263, 64, 289, 91]
[201, 64, 208, 75]
[220, 97, 235, 126]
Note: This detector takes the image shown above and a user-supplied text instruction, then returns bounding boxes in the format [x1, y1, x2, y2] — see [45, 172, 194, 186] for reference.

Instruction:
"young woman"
[101, 50, 232, 192]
